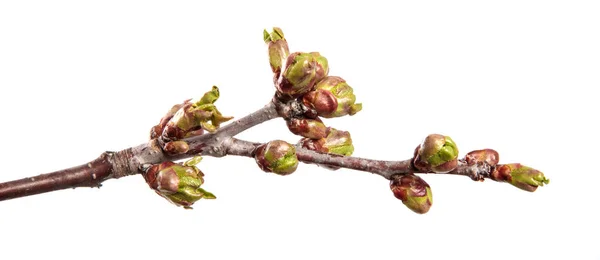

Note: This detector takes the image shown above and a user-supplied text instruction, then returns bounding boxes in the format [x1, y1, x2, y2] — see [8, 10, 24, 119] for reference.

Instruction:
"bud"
[302, 76, 362, 118]
[264, 27, 290, 81]
[276, 52, 327, 97]
[286, 117, 328, 139]
[255, 140, 299, 175]
[298, 128, 354, 156]
[492, 163, 549, 192]
[143, 157, 215, 209]
[150, 99, 191, 139]
[390, 174, 433, 214]
[465, 149, 499, 166]
[162, 86, 233, 140]
[163, 140, 190, 155]
[414, 134, 459, 173]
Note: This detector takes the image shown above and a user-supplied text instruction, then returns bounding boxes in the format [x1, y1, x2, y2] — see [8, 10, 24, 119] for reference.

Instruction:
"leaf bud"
[390, 174, 433, 214]
[302, 76, 362, 118]
[254, 140, 299, 175]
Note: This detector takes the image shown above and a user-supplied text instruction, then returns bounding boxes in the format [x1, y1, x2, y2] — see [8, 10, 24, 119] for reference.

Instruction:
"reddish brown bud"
[298, 128, 354, 156]
[163, 141, 190, 155]
[286, 117, 327, 139]
[390, 174, 433, 214]
[298, 128, 354, 170]
[156, 168, 179, 194]
[143, 158, 215, 209]
[302, 76, 362, 118]
[149, 99, 191, 139]
[302, 89, 337, 116]
[465, 149, 499, 166]
[143, 161, 176, 190]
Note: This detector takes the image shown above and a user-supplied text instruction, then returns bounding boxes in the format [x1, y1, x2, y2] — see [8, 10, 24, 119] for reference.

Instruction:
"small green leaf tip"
[414, 134, 459, 173]
[265, 27, 290, 80]
[493, 163, 549, 192]
[143, 159, 215, 209]
[197, 85, 219, 106]
[263, 29, 270, 43]
[390, 174, 433, 214]
[255, 140, 299, 175]
[264, 27, 284, 43]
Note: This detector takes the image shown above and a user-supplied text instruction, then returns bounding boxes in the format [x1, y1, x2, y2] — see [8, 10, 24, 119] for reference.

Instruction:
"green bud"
[286, 117, 328, 139]
[492, 163, 549, 192]
[162, 86, 233, 140]
[298, 128, 354, 156]
[264, 27, 290, 81]
[263, 27, 284, 43]
[414, 134, 459, 173]
[255, 140, 299, 175]
[276, 52, 324, 97]
[143, 158, 215, 209]
[302, 76, 362, 118]
[390, 174, 433, 214]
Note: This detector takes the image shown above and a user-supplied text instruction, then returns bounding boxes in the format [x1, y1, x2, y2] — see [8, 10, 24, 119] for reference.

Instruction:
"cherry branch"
[0, 27, 549, 215]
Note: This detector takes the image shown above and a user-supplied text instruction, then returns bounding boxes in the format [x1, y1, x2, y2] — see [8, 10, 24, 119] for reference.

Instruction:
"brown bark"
[224, 138, 496, 180]
[0, 99, 496, 202]
[0, 101, 281, 201]
[0, 153, 112, 201]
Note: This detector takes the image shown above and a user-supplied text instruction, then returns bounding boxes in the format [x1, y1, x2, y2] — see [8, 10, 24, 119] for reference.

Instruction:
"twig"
[224, 138, 494, 180]
[0, 101, 280, 201]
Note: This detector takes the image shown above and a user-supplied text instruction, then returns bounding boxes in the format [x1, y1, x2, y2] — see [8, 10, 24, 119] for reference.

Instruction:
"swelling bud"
[254, 140, 299, 175]
[390, 174, 433, 214]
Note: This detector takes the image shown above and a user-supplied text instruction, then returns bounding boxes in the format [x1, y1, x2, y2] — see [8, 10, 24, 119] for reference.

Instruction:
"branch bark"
[224, 138, 494, 180]
[0, 101, 280, 201]
[0, 99, 494, 202]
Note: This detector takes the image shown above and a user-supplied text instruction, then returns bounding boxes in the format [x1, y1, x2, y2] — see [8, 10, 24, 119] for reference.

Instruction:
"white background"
[1, 1, 599, 259]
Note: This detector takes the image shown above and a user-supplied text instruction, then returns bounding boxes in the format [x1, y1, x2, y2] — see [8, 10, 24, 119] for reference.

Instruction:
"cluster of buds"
[388, 134, 453, 214]
[135, 27, 550, 213]
[389, 136, 549, 214]
[143, 156, 215, 209]
[149, 86, 233, 155]
[263, 27, 361, 171]
[493, 164, 550, 192]
[464, 149, 549, 191]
